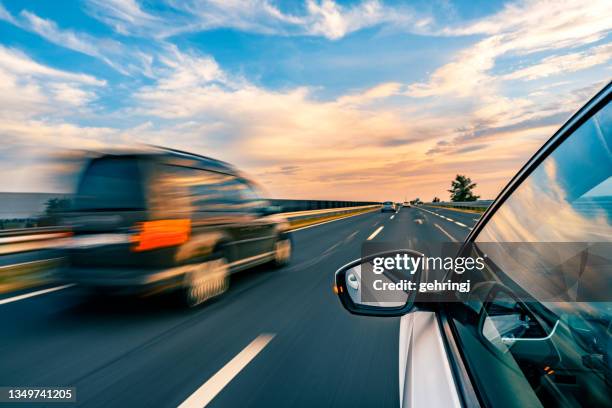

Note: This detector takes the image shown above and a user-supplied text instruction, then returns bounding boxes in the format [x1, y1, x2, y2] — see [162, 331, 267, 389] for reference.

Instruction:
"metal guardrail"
[0, 228, 72, 256]
[267, 199, 379, 212]
[0, 205, 380, 255]
[423, 200, 493, 211]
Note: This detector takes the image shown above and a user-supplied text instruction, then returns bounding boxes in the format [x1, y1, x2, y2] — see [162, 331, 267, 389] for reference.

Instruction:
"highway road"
[0, 206, 480, 407]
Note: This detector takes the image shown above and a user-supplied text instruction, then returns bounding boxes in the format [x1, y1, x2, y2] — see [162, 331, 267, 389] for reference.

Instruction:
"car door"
[233, 179, 277, 262]
[178, 169, 256, 265]
[444, 83, 611, 407]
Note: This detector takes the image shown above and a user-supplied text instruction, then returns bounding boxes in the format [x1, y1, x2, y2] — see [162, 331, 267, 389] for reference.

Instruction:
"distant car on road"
[60, 148, 292, 307]
[402, 202, 411, 208]
[381, 201, 395, 212]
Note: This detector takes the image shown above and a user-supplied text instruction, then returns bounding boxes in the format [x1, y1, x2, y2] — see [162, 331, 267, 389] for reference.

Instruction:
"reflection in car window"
[191, 172, 239, 211]
[186, 171, 267, 212]
[478, 104, 611, 243]
[154, 166, 248, 213]
[452, 98, 612, 407]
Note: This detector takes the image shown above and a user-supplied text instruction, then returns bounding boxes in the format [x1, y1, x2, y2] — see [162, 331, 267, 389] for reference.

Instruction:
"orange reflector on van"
[131, 219, 191, 252]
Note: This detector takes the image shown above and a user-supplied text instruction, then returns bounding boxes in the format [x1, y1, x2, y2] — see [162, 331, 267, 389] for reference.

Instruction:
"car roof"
[89, 146, 241, 177]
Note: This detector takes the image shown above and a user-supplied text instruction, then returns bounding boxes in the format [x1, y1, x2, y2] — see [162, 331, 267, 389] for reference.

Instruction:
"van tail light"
[130, 219, 191, 252]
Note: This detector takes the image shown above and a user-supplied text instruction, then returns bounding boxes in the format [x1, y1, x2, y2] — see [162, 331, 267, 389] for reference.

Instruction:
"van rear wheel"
[182, 256, 229, 307]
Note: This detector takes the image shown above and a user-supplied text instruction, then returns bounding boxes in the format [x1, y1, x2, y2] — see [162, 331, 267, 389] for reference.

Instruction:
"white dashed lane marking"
[178, 334, 275, 408]
[434, 223, 458, 242]
[367, 226, 384, 240]
[0, 284, 75, 306]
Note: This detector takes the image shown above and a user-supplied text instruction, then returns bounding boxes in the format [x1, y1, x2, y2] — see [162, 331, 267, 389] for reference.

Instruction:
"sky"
[0, 0, 610, 202]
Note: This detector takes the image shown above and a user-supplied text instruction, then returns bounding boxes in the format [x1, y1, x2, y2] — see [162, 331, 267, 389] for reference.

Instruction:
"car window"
[233, 179, 269, 211]
[75, 157, 145, 211]
[151, 165, 245, 213]
[191, 171, 240, 211]
[165, 169, 265, 213]
[147, 164, 194, 214]
[449, 99, 612, 407]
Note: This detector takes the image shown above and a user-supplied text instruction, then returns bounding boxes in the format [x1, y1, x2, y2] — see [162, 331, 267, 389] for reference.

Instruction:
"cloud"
[337, 82, 404, 105]
[406, 36, 499, 98]
[0, 45, 103, 85]
[4, 37, 591, 200]
[84, 0, 165, 36]
[402, 0, 611, 186]
[504, 43, 612, 81]
[0, 2, 15, 23]
[0, 0, 610, 201]
[407, 0, 612, 98]
[301, 0, 422, 40]
[125, 46, 567, 201]
[0, 44, 108, 191]
[84, 0, 429, 40]
[427, 143, 489, 156]
[0, 4, 154, 75]
[442, 0, 611, 46]
[0, 45, 104, 120]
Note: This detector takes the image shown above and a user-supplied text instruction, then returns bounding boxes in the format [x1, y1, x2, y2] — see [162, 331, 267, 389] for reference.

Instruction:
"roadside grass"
[288, 207, 378, 230]
[422, 204, 487, 214]
[0, 258, 63, 294]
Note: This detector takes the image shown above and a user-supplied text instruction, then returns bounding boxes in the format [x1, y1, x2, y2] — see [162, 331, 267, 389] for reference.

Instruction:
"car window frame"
[442, 82, 612, 408]
[460, 82, 612, 253]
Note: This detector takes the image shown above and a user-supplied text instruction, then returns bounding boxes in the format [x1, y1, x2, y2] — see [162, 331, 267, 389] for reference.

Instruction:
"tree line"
[410, 174, 480, 204]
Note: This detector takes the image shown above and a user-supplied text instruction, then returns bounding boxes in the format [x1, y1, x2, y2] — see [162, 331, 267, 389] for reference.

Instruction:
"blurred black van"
[60, 148, 292, 306]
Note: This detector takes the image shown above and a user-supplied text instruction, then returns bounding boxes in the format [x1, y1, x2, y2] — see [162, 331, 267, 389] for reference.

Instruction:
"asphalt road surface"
[0, 206, 480, 408]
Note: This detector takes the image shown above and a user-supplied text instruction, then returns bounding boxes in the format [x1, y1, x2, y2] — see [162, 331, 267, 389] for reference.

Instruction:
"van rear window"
[75, 157, 145, 210]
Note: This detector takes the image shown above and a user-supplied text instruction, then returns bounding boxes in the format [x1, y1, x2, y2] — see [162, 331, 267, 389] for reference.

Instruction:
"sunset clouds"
[0, 0, 610, 200]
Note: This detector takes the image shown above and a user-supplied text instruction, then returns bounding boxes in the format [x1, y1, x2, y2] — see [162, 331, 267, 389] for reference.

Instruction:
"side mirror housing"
[334, 249, 424, 316]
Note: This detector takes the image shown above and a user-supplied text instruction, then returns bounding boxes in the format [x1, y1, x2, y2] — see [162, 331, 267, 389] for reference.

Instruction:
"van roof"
[92, 146, 241, 177]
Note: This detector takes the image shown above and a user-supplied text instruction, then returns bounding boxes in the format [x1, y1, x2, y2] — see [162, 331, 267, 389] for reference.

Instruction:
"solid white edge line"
[289, 209, 376, 232]
[178, 334, 275, 408]
[434, 223, 457, 242]
[367, 226, 384, 240]
[0, 257, 63, 271]
[0, 284, 75, 306]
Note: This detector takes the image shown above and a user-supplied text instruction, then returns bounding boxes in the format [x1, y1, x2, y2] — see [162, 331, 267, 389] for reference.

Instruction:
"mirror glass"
[339, 250, 424, 312]
[345, 263, 409, 308]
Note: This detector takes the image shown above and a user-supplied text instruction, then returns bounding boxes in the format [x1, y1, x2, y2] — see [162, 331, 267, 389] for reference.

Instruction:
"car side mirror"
[334, 249, 424, 316]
